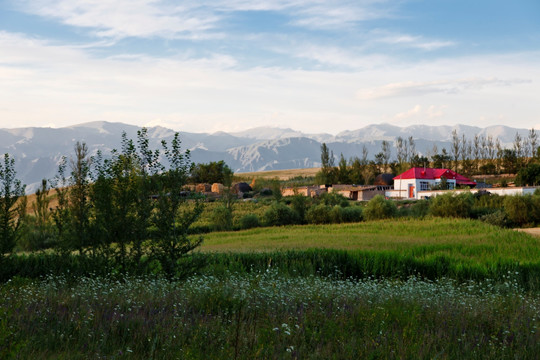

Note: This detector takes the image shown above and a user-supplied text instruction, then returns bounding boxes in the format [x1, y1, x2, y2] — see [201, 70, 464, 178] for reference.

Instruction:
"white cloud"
[18, 0, 221, 39]
[1, 31, 539, 134]
[375, 32, 456, 51]
[17, 0, 396, 40]
[357, 77, 532, 100]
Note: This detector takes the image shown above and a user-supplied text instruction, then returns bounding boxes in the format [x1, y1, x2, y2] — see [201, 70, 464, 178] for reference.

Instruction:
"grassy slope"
[200, 218, 540, 265]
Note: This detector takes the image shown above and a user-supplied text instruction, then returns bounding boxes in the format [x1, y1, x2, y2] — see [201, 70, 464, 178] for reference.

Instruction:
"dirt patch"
[516, 228, 540, 237]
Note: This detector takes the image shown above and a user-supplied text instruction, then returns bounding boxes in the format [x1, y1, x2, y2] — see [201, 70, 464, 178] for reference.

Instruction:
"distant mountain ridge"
[0, 121, 534, 193]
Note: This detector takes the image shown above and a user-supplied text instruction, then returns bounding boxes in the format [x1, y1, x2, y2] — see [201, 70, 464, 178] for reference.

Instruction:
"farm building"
[389, 167, 476, 199]
[330, 184, 390, 201]
[281, 185, 326, 198]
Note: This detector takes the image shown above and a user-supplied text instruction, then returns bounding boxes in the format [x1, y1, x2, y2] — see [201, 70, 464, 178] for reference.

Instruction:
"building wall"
[419, 187, 537, 198]
[393, 178, 457, 199]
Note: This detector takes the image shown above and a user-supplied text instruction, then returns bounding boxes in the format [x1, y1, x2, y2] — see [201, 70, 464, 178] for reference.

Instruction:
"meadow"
[3, 218, 540, 358]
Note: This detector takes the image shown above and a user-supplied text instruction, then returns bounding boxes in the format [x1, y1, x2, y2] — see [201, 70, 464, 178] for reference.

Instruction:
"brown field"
[235, 167, 320, 180]
[22, 189, 60, 216]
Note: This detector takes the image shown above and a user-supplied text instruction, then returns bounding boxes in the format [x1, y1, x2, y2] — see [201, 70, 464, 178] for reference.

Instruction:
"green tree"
[68, 142, 93, 256]
[150, 133, 204, 276]
[50, 157, 70, 255]
[515, 163, 540, 186]
[0, 153, 26, 258]
[190, 160, 233, 184]
[336, 153, 350, 184]
[316, 143, 336, 185]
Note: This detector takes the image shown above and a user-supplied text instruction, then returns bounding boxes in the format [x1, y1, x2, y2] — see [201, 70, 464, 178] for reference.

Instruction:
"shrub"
[363, 195, 397, 221]
[341, 206, 363, 223]
[319, 192, 350, 207]
[290, 195, 310, 224]
[239, 214, 260, 230]
[330, 205, 344, 224]
[480, 210, 510, 228]
[474, 193, 504, 209]
[211, 206, 233, 231]
[503, 195, 533, 226]
[306, 204, 333, 224]
[410, 200, 429, 219]
[429, 192, 473, 218]
[263, 202, 298, 226]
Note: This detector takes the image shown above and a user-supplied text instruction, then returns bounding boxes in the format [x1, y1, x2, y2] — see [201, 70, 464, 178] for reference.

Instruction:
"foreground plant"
[2, 272, 539, 359]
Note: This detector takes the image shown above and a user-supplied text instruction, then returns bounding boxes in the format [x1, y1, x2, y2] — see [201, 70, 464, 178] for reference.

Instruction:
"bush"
[429, 192, 474, 218]
[341, 206, 363, 223]
[330, 206, 344, 224]
[211, 206, 233, 231]
[319, 192, 350, 207]
[363, 195, 397, 221]
[290, 195, 310, 224]
[410, 200, 429, 219]
[263, 202, 298, 226]
[503, 195, 533, 226]
[480, 210, 510, 228]
[306, 204, 333, 224]
[239, 214, 260, 230]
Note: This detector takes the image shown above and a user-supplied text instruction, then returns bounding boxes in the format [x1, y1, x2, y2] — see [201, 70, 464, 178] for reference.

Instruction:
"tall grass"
[2, 271, 539, 359]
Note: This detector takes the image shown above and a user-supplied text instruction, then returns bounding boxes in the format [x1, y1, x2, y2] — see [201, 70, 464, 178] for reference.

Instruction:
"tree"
[190, 160, 233, 184]
[316, 143, 336, 185]
[68, 142, 92, 255]
[451, 129, 461, 172]
[336, 153, 350, 184]
[0, 153, 26, 258]
[431, 148, 451, 169]
[51, 157, 70, 254]
[150, 133, 204, 277]
[529, 128, 538, 161]
[473, 134, 481, 172]
[512, 132, 525, 170]
[502, 149, 518, 174]
[407, 137, 417, 165]
[395, 136, 407, 168]
[23, 179, 55, 251]
[381, 140, 391, 173]
[515, 163, 540, 186]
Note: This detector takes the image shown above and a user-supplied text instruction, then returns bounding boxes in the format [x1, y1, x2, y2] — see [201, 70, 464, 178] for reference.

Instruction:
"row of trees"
[316, 128, 540, 185]
[1, 129, 203, 275]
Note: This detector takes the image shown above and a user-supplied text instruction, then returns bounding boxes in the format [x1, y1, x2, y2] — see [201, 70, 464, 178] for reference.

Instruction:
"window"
[419, 181, 430, 191]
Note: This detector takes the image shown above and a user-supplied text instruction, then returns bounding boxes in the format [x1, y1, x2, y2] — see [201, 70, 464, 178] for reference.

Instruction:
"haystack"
[196, 183, 212, 192]
[211, 183, 224, 194]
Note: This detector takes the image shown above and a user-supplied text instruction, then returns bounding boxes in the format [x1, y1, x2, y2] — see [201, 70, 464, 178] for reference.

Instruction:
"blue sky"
[0, 0, 538, 134]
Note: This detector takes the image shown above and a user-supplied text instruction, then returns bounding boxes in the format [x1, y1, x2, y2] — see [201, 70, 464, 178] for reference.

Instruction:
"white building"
[388, 167, 476, 199]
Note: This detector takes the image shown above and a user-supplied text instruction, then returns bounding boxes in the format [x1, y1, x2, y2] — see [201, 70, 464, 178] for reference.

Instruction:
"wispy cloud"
[371, 30, 456, 51]
[17, 0, 396, 40]
[17, 0, 221, 39]
[358, 77, 532, 100]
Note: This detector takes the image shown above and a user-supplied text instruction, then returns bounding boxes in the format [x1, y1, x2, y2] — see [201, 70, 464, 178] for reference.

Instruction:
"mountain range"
[0, 121, 534, 193]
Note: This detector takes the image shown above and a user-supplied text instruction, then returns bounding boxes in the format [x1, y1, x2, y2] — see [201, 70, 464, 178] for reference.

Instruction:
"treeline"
[316, 128, 540, 185]
[1, 129, 203, 276]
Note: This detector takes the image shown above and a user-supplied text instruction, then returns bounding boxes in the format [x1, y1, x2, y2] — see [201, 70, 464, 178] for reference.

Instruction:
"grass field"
[3, 218, 540, 358]
[200, 218, 539, 262]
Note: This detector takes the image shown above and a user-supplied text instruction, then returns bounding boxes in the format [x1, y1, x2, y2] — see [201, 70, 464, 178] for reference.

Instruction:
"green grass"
[196, 218, 540, 288]
[2, 272, 539, 359]
[200, 218, 540, 263]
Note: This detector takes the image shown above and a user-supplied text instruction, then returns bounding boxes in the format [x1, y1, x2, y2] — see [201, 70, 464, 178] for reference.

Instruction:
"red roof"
[393, 167, 476, 186]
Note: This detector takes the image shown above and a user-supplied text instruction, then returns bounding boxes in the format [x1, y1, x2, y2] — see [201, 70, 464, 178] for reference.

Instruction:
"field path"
[516, 228, 540, 237]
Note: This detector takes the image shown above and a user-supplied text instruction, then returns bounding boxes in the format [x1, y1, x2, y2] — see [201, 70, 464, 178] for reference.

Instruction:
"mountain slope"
[0, 121, 535, 192]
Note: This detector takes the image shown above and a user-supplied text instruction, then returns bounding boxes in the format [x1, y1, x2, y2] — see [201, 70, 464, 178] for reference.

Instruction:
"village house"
[388, 167, 476, 199]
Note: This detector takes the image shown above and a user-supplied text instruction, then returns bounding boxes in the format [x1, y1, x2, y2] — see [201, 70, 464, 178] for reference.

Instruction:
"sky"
[0, 0, 539, 135]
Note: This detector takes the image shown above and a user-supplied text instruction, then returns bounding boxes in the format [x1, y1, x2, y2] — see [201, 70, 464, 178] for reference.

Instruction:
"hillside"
[0, 121, 534, 192]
